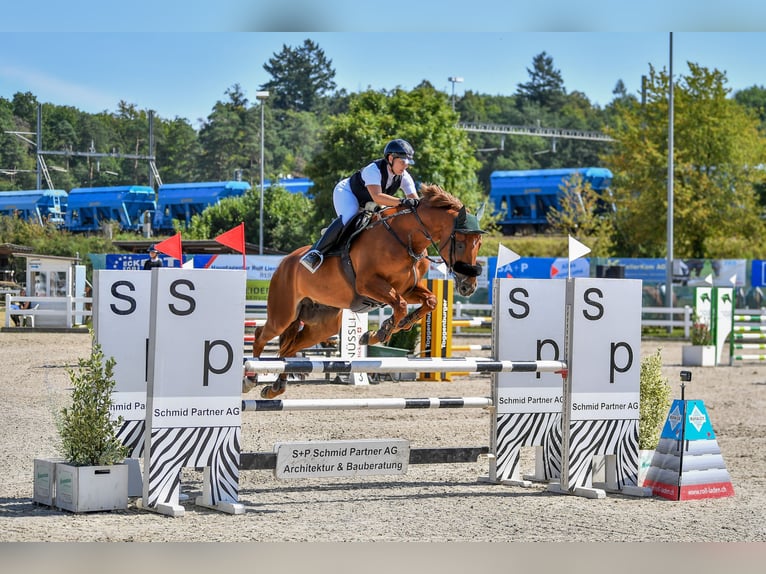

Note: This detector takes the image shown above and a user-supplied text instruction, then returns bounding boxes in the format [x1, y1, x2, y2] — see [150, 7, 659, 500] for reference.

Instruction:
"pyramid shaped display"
[643, 399, 734, 500]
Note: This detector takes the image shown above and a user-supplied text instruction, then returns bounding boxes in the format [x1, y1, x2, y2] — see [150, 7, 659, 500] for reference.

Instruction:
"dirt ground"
[0, 330, 764, 543]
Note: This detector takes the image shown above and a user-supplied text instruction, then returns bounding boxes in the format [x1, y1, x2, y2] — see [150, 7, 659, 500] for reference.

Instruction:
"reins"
[368, 204, 459, 274]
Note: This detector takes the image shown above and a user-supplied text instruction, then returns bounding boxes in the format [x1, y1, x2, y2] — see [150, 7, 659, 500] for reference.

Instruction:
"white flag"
[568, 235, 591, 262]
[496, 244, 521, 278]
[182, 258, 194, 269]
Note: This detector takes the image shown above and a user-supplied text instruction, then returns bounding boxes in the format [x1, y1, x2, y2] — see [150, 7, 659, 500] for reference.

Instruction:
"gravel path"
[1, 331, 764, 542]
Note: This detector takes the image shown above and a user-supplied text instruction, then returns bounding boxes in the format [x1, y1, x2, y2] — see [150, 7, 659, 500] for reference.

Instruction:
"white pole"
[256, 91, 269, 255]
[666, 33, 675, 315]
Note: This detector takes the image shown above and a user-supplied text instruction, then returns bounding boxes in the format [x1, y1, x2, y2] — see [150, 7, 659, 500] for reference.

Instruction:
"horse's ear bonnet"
[454, 206, 487, 234]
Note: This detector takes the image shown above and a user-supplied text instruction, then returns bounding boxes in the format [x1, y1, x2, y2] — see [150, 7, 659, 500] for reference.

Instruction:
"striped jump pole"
[452, 318, 493, 328]
[730, 308, 766, 364]
[450, 344, 492, 352]
[242, 396, 494, 412]
[243, 357, 567, 376]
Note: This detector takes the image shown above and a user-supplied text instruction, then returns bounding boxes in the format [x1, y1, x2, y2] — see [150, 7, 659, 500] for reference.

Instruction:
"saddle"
[324, 208, 384, 313]
[323, 205, 425, 314]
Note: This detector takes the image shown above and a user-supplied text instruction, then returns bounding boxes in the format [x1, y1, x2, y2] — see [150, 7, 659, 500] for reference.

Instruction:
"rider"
[300, 138, 420, 273]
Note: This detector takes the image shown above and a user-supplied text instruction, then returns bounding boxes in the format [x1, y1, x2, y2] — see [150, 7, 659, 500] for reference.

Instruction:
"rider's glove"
[400, 196, 419, 208]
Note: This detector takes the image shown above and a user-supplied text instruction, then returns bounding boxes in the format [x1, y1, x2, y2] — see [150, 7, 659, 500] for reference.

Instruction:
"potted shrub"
[638, 349, 672, 485]
[48, 336, 129, 512]
[682, 313, 716, 366]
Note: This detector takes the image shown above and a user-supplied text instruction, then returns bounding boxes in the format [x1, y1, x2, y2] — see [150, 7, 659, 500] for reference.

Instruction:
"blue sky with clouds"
[1, 4, 765, 127]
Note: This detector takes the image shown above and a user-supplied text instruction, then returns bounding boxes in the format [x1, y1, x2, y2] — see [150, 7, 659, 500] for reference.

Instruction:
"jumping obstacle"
[94, 267, 645, 516]
[730, 311, 766, 363]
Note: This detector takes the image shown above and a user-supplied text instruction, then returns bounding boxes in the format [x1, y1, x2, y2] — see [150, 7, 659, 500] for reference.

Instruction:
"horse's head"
[448, 206, 485, 296]
[417, 184, 486, 297]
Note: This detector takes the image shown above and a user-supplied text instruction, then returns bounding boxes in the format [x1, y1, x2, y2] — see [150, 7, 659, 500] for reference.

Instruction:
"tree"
[184, 185, 314, 253]
[261, 39, 337, 113]
[602, 63, 766, 258]
[734, 85, 766, 125]
[546, 171, 614, 256]
[516, 52, 567, 112]
[156, 117, 203, 183]
[305, 85, 484, 231]
[198, 84, 259, 181]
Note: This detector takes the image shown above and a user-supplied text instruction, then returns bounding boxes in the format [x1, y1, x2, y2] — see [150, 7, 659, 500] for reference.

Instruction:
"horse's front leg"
[395, 284, 438, 332]
[356, 281, 409, 346]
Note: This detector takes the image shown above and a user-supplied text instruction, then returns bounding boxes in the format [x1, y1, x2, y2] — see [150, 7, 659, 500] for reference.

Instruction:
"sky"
[1, 2, 766, 129]
[2, 31, 765, 130]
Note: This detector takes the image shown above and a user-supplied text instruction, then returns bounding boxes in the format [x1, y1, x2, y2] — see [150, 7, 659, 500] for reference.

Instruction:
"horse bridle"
[375, 205, 482, 278]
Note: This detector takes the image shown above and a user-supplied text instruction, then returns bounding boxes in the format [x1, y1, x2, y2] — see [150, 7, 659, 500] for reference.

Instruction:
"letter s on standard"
[507, 287, 530, 319]
[110, 280, 137, 315]
[582, 287, 604, 321]
[169, 279, 196, 316]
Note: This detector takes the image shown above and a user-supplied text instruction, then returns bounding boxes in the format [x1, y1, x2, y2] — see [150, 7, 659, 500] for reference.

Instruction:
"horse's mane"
[419, 183, 463, 211]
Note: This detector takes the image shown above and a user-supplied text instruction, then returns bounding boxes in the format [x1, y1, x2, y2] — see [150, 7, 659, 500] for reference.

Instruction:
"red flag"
[214, 223, 245, 253]
[214, 223, 246, 269]
[154, 233, 183, 262]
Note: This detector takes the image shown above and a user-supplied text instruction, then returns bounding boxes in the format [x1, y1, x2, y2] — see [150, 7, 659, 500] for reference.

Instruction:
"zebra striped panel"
[564, 419, 639, 489]
[117, 419, 145, 458]
[494, 412, 562, 482]
[143, 426, 240, 510]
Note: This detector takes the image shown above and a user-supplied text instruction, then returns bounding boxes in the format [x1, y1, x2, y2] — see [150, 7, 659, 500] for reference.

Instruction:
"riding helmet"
[384, 139, 415, 165]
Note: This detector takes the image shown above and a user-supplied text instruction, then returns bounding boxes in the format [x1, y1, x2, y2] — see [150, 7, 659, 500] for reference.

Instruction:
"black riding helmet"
[384, 139, 415, 166]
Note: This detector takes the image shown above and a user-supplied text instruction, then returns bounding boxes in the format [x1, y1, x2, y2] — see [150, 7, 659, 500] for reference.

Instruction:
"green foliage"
[57, 336, 128, 466]
[690, 312, 713, 345]
[639, 349, 672, 450]
[516, 51, 567, 111]
[480, 234, 569, 258]
[261, 39, 337, 113]
[184, 184, 314, 252]
[306, 85, 484, 231]
[385, 323, 421, 352]
[0, 215, 117, 280]
[602, 63, 766, 258]
[546, 172, 615, 256]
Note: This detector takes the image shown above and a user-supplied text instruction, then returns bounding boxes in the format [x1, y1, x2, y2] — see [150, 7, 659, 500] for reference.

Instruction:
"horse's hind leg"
[260, 306, 342, 399]
[260, 319, 303, 399]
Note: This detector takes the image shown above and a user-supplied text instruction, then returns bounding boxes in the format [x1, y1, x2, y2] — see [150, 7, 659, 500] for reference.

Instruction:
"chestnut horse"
[248, 183, 485, 398]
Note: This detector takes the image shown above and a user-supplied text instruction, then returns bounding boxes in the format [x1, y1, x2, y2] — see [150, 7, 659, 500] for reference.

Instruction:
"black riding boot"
[300, 217, 345, 273]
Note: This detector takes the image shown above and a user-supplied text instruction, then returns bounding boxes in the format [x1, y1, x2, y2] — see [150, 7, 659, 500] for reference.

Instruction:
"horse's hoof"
[260, 386, 285, 399]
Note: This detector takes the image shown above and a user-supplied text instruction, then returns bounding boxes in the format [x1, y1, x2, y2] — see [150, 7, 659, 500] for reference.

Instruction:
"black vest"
[348, 158, 403, 205]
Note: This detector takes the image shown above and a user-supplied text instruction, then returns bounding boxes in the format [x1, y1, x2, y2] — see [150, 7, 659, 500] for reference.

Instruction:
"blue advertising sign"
[750, 260, 766, 287]
[487, 256, 590, 304]
[105, 254, 181, 270]
[604, 258, 666, 282]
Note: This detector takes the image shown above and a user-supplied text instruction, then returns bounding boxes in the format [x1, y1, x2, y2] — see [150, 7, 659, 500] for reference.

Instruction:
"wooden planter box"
[55, 462, 129, 513]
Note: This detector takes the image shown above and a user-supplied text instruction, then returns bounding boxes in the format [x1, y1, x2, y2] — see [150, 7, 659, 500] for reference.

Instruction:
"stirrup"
[300, 250, 323, 273]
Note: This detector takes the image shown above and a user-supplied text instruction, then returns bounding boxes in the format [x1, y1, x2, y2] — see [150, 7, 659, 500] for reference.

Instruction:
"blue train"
[0, 188, 67, 226]
[0, 177, 313, 233]
[66, 185, 157, 232]
[489, 167, 613, 235]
